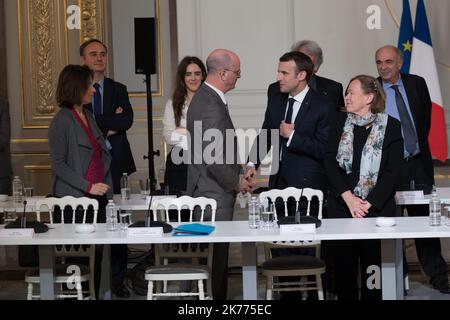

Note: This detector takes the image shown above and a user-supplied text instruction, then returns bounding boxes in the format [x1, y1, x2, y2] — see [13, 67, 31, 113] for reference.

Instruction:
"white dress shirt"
[205, 82, 228, 106]
[162, 99, 188, 150]
[286, 86, 309, 146]
[91, 78, 113, 150]
[248, 86, 310, 167]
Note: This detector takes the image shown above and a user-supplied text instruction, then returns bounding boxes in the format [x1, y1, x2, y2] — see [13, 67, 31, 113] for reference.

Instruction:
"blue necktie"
[391, 85, 418, 156]
[93, 83, 102, 116]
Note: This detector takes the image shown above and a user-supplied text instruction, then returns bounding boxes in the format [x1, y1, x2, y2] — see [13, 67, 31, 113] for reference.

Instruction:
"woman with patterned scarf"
[325, 75, 403, 300]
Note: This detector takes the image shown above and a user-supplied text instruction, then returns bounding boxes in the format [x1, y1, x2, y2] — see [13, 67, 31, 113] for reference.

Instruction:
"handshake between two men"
[236, 165, 258, 194]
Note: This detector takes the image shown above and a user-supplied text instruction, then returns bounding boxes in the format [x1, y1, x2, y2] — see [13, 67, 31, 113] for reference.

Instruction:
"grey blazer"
[186, 84, 241, 213]
[48, 107, 113, 199]
[0, 98, 12, 180]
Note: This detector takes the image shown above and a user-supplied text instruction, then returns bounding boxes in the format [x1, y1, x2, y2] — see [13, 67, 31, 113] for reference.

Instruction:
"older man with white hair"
[272, 40, 345, 113]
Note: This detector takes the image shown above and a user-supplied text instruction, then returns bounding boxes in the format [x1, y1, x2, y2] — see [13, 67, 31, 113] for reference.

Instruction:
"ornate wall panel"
[79, 0, 104, 42]
[17, 0, 103, 129]
[0, 0, 7, 99]
[17, 0, 68, 128]
[11, 0, 175, 193]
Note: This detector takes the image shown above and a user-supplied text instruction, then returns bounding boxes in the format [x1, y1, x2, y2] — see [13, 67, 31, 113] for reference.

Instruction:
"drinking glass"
[260, 203, 275, 229]
[444, 206, 450, 227]
[139, 179, 151, 199]
[4, 208, 17, 224]
[119, 209, 133, 231]
[238, 192, 250, 209]
[24, 187, 34, 200]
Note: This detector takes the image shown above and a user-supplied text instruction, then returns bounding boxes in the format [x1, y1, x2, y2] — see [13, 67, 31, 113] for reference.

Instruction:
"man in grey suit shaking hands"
[187, 49, 255, 299]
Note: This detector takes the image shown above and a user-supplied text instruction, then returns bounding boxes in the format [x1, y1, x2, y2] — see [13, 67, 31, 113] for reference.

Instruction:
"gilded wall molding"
[79, 0, 104, 42]
[18, 0, 68, 128]
[32, 0, 54, 114]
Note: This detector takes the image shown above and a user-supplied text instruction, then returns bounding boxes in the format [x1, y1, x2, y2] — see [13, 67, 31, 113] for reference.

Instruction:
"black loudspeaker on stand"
[135, 17, 159, 192]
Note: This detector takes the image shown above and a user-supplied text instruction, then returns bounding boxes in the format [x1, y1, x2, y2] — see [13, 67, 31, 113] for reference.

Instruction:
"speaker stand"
[143, 74, 160, 192]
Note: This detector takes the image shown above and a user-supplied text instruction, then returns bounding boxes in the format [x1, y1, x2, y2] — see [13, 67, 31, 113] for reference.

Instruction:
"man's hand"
[280, 121, 295, 139]
[237, 174, 256, 194]
[89, 183, 110, 196]
[244, 166, 257, 180]
[106, 107, 124, 137]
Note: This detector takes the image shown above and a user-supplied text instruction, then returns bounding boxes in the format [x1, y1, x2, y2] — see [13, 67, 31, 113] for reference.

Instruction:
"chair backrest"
[258, 187, 323, 219]
[35, 196, 99, 224]
[35, 196, 99, 259]
[150, 196, 217, 265]
[259, 188, 323, 255]
[151, 196, 217, 223]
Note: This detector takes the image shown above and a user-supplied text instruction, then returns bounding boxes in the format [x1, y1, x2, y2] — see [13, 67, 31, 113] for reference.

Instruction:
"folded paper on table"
[173, 224, 215, 236]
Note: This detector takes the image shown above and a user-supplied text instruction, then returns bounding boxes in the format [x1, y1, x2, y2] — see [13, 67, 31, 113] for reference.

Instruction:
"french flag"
[410, 0, 447, 162]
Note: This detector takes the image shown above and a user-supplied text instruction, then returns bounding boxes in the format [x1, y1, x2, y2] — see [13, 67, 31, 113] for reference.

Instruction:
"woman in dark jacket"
[49, 65, 113, 298]
[49, 65, 112, 211]
[325, 75, 403, 300]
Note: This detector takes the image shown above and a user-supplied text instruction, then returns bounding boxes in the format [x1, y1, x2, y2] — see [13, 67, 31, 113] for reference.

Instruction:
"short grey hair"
[375, 45, 404, 63]
[206, 53, 233, 74]
[291, 40, 324, 71]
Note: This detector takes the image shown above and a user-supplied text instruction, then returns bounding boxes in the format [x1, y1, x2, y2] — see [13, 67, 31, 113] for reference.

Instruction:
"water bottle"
[429, 186, 441, 227]
[106, 200, 117, 231]
[120, 173, 130, 200]
[12, 176, 23, 203]
[248, 197, 260, 229]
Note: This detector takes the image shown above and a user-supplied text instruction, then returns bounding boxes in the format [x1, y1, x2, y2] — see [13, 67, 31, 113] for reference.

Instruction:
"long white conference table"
[0, 194, 167, 213]
[395, 187, 450, 205]
[1, 216, 449, 300]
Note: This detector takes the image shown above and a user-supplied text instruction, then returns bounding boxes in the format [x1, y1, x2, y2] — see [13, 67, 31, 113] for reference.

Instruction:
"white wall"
[110, 0, 160, 93]
[177, 0, 450, 154]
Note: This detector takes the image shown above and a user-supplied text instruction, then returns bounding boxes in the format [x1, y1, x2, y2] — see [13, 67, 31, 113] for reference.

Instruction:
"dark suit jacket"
[325, 112, 403, 218]
[0, 97, 12, 181]
[377, 73, 434, 187]
[85, 77, 136, 175]
[252, 84, 333, 191]
[186, 84, 241, 214]
[310, 75, 345, 112]
[268, 74, 344, 113]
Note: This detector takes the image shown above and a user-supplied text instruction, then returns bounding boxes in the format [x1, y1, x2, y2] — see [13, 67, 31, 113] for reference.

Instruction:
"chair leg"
[198, 280, 205, 300]
[89, 276, 96, 300]
[27, 283, 33, 300]
[316, 274, 324, 300]
[147, 281, 154, 300]
[76, 281, 83, 300]
[300, 277, 308, 300]
[163, 259, 168, 293]
[206, 278, 213, 299]
[266, 276, 273, 300]
[405, 275, 410, 291]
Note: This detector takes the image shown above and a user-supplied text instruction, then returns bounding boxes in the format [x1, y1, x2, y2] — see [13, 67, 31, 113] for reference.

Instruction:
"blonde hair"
[348, 75, 386, 113]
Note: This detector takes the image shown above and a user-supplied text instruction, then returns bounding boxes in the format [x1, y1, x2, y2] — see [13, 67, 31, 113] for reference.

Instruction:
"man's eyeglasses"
[224, 69, 241, 77]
